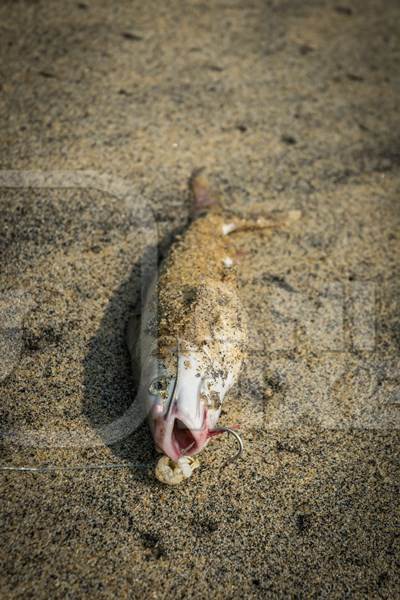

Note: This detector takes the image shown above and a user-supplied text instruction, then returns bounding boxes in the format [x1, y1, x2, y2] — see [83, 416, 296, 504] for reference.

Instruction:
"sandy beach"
[1, 0, 399, 597]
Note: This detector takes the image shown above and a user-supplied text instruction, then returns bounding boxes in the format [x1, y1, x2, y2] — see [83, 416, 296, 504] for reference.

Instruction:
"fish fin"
[223, 209, 301, 234]
[126, 312, 141, 381]
[189, 167, 220, 213]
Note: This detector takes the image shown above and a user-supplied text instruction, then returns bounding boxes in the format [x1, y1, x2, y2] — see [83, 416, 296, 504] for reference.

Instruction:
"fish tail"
[189, 167, 220, 214]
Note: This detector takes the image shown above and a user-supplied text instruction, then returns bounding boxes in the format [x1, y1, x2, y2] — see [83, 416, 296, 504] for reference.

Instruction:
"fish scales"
[156, 210, 247, 380]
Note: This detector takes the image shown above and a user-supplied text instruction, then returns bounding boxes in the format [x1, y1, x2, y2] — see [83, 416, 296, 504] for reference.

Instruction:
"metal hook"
[213, 426, 244, 467]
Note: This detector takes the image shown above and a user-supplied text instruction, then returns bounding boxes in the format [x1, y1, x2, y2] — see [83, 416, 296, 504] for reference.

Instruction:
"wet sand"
[1, 1, 399, 597]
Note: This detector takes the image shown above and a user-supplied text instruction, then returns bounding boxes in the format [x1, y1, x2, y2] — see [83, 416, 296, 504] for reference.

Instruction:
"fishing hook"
[213, 426, 244, 467]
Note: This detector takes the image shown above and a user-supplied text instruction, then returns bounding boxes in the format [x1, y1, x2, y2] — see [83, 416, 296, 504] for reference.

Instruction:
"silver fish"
[127, 171, 300, 483]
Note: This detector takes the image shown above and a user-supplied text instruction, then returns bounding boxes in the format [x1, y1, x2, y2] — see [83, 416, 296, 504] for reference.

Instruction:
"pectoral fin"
[223, 209, 301, 235]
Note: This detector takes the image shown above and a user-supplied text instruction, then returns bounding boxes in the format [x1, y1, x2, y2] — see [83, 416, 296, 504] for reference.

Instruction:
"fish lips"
[152, 409, 210, 462]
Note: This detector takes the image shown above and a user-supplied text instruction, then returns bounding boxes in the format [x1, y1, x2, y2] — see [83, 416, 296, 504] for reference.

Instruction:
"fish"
[127, 170, 300, 484]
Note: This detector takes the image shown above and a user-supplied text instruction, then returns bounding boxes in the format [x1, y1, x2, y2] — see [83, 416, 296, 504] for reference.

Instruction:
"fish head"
[145, 351, 230, 462]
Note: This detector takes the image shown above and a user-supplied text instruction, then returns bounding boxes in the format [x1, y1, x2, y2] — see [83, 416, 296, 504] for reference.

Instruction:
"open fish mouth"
[172, 419, 198, 456]
[152, 398, 210, 461]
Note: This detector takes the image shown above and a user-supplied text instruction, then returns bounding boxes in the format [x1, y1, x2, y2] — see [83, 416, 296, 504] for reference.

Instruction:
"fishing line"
[0, 462, 148, 473]
[0, 423, 243, 474]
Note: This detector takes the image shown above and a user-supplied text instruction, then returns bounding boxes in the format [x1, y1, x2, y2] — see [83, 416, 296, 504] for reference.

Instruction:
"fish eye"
[149, 376, 171, 397]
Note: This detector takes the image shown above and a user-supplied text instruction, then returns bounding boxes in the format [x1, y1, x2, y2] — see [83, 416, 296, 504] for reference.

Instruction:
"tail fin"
[188, 168, 220, 214]
[188, 169, 301, 230]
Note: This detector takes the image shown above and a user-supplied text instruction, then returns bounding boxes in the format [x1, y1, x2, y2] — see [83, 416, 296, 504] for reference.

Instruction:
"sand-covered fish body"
[133, 207, 247, 465]
[127, 172, 300, 484]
